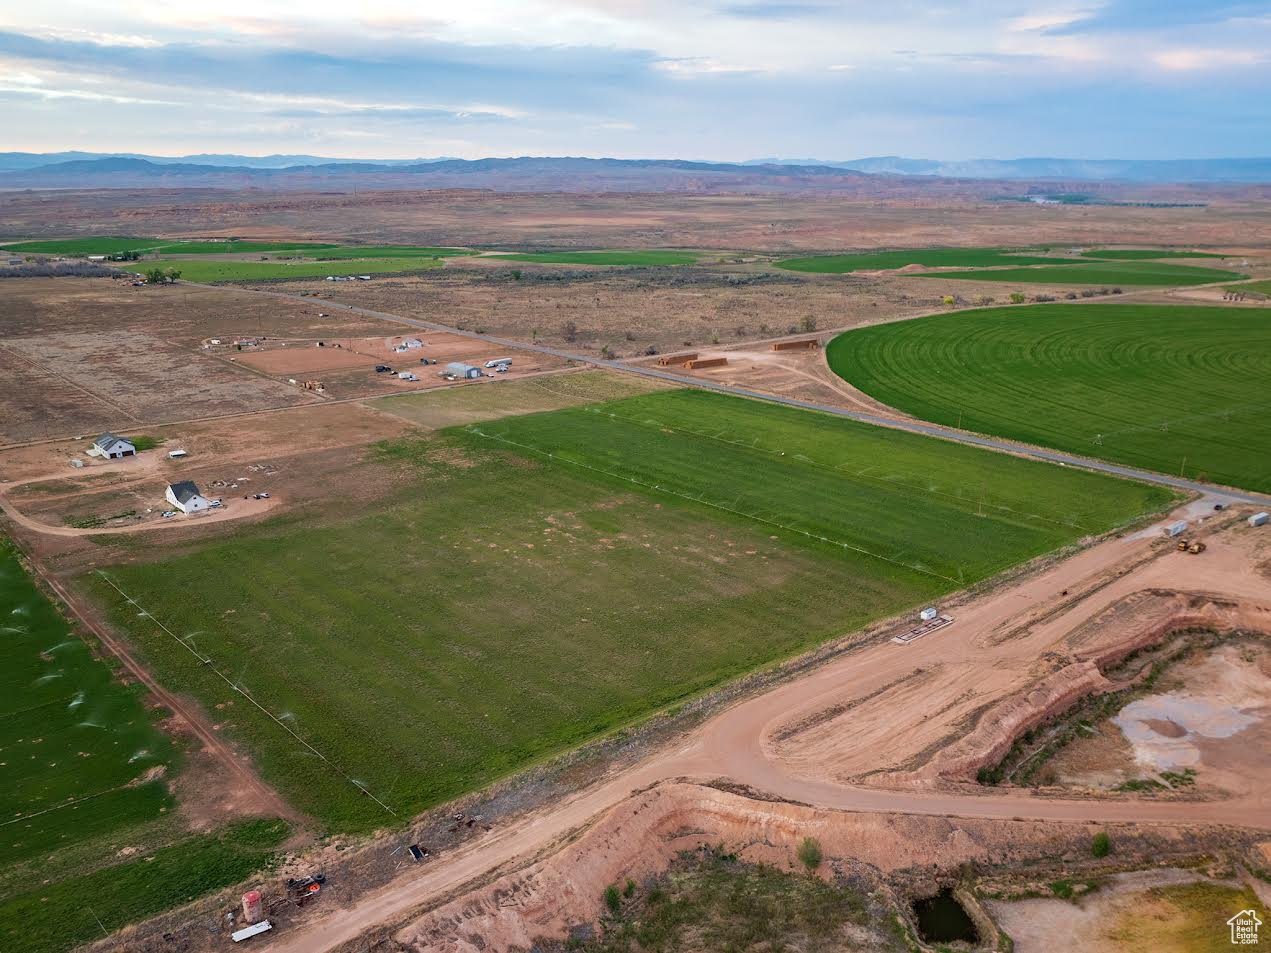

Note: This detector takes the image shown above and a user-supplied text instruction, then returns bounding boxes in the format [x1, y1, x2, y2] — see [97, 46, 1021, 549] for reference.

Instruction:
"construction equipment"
[1187, 541, 1207, 554]
[1177, 539, 1190, 551]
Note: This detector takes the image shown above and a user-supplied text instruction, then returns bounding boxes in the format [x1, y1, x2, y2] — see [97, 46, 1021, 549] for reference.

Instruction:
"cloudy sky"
[1, 1, 1268, 160]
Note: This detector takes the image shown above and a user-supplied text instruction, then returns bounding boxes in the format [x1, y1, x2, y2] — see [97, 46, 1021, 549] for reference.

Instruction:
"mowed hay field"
[827, 303, 1271, 492]
[922, 260, 1243, 285]
[775, 247, 1084, 273]
[149, 256, 445, 282]
[491, 250, 703, 266]
[93, 390, 1172, 833]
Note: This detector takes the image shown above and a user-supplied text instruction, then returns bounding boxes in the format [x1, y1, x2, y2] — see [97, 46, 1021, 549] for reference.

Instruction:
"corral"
[827, 302, 1271, 493]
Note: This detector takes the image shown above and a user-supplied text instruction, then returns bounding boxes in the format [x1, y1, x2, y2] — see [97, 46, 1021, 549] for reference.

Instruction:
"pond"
[912, 887, 979, 944]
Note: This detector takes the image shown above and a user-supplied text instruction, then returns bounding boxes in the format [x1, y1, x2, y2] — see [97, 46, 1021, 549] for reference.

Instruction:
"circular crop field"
[827, 303, 1271, 493]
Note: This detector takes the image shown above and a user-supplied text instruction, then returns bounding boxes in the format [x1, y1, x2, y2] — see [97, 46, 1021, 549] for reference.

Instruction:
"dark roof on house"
[168, 481, 202, 504]
[94, 432, 131, 450]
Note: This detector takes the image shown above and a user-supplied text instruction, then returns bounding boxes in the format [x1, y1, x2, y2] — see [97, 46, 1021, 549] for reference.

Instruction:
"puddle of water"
[913, 888, 979, 944]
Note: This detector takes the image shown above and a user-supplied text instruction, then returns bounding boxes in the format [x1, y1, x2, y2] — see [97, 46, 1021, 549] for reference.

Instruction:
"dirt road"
[258, 508, 1271, 953]
[215, 282, 1271, 508]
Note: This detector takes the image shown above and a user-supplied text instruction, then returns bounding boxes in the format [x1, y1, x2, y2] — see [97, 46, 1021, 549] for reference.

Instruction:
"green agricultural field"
[0, 540, 173, 874]
[922, 260, 1243, 285]
[310, 245, 477, 259]
[94, 390, 1171, 833]
[827, 303, 1271, 492]
[0, 820, 288, 953]
[145, 256, 445, 283]
[1229, 279, 1271, 295]
[1080, 248, 1229, 260]
[492, 250, 703, 266]
[1, 236, 166, 255]
[0, 539, 286, 953]
[376, 369, 668, 429]
[154, 240, 339, 255]
[774, 247, 1081, 273]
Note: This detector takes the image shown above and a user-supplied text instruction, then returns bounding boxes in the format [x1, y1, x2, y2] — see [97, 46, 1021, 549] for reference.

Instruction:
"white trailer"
[919, 607, 938, 622]
[1163, 520, 1188, 538]
[231, 920, 273, 942]
[484, 358, 513, 369]
[1250, 512, 1269, 527]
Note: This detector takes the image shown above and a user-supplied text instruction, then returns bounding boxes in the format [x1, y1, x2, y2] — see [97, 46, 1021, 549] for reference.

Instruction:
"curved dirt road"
[260, 509, 1271, 953]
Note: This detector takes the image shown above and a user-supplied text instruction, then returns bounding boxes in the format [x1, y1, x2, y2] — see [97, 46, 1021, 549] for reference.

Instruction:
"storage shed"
[444, 362, 483, 379]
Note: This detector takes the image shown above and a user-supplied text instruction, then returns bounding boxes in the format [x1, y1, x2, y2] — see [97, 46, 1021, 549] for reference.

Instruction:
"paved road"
[229, 283, 1271, 508]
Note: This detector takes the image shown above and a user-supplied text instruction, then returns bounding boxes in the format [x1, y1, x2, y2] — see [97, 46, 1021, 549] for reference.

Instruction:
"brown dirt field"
[270, 267, 940, 359]
[6, 189, 1271, 252]
[0, 277, 422, 442]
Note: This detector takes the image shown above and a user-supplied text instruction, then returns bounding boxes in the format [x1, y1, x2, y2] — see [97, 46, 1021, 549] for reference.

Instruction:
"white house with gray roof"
[165, 481, 212, 514]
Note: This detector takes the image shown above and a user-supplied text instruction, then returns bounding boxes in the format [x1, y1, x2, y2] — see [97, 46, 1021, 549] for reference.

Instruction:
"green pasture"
[1080, 248, 1229, 260]
[491, 250, 703, 266]
[827, 303, 1271, 492]
[922, 260, 1243, 285]
[0, 540, 173, 872]
[0, 540, 287, 951]
[0, 819, 287, 953]
[146, 256, 444, 283]
[94, 390, 1171, 833]
[774, 247, 1081, 273]
[310, 245, 476, 259]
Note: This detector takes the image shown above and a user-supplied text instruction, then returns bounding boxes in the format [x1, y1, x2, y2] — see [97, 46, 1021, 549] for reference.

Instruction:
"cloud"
[1049, 0, 1269, 34]
[721, 2, 826, 18]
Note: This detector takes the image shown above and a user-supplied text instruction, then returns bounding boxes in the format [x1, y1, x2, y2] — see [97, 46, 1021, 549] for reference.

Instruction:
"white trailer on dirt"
[231, 921, 273, 943]
[484, 357, 513, 369]
[1251, 512, 1269, 527]
[1164, 520, 1188, 538]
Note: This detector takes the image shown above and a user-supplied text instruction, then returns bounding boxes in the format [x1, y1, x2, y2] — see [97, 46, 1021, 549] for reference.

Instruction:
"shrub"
[797, 836, 823, 872]
[1009, 292, 1026, 304]
[604, 884, 621, 915]
[1092, 832, 1111, 858]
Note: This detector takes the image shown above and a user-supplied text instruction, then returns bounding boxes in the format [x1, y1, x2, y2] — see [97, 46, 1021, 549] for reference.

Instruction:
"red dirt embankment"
[894, 591, 1271, 785]
[392, 780, 1225, 953]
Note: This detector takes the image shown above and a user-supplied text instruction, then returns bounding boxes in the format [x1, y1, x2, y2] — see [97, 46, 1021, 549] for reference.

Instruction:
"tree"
[604, 884, 621, 915]
[144, 267, 181, 285]
[1091, 832, 1111, 858]
[800, 315, 818, 332]
[1009, 292, 1026, 304]
[942, 295, 955, 306]
[797, 836, 823, 872]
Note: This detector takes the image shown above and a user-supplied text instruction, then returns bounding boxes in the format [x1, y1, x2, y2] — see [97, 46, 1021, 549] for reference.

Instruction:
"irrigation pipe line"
[582, 406, 1095, 533]
[464, 426, 960, 584]
[95, 572, 398, 819]
[0, 781, 140, 828]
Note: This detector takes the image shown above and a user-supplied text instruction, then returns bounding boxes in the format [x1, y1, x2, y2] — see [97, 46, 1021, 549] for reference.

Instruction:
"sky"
[0, 1, 1268, 161]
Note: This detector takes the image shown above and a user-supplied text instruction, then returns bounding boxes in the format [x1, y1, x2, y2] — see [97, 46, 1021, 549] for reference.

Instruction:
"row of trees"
[144, 267, 182, 285]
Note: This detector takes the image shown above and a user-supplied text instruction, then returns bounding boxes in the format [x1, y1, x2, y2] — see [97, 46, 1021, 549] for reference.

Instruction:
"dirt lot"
[0, 278, 415, 443]
[229, 331, 568, 397]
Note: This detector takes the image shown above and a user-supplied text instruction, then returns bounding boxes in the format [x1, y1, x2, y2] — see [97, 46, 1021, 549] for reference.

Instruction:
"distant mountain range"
[0, 152, 1267, 192]
[745, 156, 1271, 183]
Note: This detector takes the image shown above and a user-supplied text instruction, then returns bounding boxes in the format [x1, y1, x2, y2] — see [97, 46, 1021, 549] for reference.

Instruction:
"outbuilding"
[165, 481, 213, 514]
[444, 362, 483, 380]
[90, 433, 136, 459]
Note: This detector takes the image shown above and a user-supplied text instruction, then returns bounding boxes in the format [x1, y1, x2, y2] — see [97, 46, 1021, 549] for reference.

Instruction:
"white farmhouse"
[165, 481, 213, 514]
[90, 433, 136, 459]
